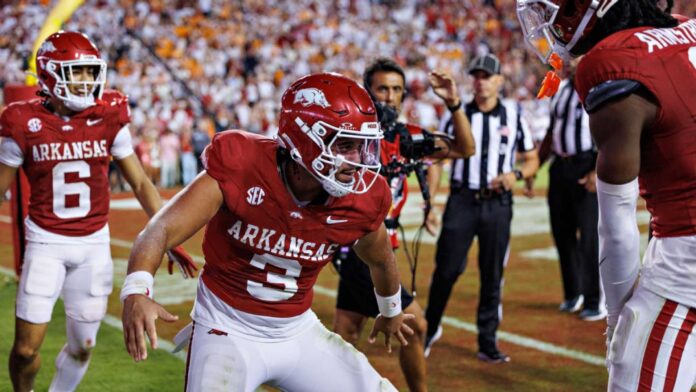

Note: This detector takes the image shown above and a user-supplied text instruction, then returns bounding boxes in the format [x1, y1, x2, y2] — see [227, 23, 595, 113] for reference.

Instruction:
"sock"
[48, 344, 90, 392]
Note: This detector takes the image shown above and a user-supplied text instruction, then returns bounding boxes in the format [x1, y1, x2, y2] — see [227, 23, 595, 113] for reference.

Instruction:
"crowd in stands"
[1, 0, 694, 189]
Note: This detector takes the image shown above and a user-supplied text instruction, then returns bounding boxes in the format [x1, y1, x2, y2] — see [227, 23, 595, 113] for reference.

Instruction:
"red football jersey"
[575, 17, 696, 237]
[201, 130, 391, 318]
[0, 90, 130, 236]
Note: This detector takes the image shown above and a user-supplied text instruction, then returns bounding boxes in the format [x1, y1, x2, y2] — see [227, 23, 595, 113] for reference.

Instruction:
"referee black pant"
[425, 188, 512, 353]
[548, 153, 600, 310]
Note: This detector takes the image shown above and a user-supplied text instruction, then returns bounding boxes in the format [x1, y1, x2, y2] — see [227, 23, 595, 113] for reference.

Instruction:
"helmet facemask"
[517, 0, 564, 63]
[42, 57, 106, 112]
[284, 117, 382, 197]
[517, 0, 616, 64]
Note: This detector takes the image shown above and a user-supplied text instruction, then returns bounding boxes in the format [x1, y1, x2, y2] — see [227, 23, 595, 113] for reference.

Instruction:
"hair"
[362, 57, 406, 92]
[577, 0, 678, 53]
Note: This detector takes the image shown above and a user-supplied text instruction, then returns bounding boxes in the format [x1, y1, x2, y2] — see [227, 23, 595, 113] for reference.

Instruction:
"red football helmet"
[517, 0, 619, 63]
[35, 31, 106, 111]
[277, 72, 382, 197]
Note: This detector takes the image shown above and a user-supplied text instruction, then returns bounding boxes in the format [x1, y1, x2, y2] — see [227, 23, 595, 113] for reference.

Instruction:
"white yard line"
[305, 283, 605, 367]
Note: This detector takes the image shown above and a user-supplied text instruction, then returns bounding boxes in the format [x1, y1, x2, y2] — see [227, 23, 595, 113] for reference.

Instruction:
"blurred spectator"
[135, 130, 161, 185]
[180, 124, 197, 186]
[1, 0, 691, 191]
[192, 118, 212, 173]
[159, 127, 181, 188]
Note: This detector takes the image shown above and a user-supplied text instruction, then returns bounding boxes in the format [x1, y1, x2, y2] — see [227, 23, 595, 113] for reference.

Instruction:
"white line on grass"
[300, 282, 606, 367]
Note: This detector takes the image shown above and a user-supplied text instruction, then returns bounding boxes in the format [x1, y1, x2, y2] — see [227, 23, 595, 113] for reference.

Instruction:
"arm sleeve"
[596, 177, 641, 328]
[0, 137, 24, 167]
[110, 125, 135, 159]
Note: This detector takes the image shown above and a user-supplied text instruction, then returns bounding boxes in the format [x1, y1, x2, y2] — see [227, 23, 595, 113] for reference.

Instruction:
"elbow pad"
[596, 177, 640, 327]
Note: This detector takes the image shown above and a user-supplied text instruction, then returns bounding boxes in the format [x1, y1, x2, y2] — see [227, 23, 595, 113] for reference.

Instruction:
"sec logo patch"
[246, 187, 265, 206]
[28, 118, 42, 133]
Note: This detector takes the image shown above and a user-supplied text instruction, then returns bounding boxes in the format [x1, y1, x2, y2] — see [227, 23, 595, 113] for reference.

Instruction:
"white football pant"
[16, 241, 113, 324]
[608, 284, 696, 391]
[184, 319, 397, 392]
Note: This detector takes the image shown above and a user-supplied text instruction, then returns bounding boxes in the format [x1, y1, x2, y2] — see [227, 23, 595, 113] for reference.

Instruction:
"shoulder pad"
[585, 80, 642, 114]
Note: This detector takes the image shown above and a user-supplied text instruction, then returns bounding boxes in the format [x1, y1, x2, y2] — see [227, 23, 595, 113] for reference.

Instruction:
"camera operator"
[332, 57, 474, 392]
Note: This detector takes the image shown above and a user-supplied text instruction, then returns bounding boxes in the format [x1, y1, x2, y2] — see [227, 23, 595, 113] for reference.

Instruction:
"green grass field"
[0, 273, 185, 391]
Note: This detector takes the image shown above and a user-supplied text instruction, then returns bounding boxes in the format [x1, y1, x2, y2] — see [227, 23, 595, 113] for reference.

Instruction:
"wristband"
[374, 287, 402, 318]
[120, 271, 154, 303]
[514, 169, 524, 181]
[447, 100, 462, 113]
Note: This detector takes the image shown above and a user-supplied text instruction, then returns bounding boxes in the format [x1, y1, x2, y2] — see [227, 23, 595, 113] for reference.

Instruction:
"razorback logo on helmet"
[293, 88, 331, 108]
[38, 40, 57, 55]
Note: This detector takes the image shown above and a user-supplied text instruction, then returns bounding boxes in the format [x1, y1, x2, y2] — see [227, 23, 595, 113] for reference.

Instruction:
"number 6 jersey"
[200, 130, 391, 318]
[0, 91, 134, 241]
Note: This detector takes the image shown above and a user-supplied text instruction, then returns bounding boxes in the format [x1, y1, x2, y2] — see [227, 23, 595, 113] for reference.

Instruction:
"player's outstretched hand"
[367, 313, 416, 353]
[167, 245, 198, 279]
[122, 295, 179, 362]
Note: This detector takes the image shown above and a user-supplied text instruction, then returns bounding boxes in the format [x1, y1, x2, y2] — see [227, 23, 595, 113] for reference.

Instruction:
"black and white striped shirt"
[548, 79, 593, 156]
[440, 99, 535, 190]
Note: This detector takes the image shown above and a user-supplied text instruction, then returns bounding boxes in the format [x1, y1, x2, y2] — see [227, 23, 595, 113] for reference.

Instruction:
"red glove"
[167, 245, 198, 279]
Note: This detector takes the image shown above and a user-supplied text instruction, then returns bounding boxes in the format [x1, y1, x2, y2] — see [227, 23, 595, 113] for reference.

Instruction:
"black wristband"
[447, 100, 462, 113]
[514, 169, 524, 181]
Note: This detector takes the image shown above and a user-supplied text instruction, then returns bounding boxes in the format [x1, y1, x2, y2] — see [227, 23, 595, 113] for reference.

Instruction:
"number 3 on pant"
[52, 160, 91, 219]
[247, 253, 302, 301]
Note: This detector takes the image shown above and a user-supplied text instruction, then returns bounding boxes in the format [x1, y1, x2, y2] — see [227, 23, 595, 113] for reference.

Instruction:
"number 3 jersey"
[199, 130, 391, 319]
[0, 91, 134, 241]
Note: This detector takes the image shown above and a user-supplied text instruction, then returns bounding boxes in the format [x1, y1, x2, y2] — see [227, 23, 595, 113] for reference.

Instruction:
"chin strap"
[537, 53, 563, 99]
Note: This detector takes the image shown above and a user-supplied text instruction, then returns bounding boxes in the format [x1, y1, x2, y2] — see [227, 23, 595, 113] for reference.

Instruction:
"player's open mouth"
[73, 89, 91, 96]
[336, 170, 356, 183]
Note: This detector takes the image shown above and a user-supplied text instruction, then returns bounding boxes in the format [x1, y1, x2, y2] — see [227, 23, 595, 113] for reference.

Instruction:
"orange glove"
[166, 245, 198, 279]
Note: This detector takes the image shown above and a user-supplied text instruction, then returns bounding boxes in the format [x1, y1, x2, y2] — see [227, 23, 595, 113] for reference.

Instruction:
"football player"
[121, 72, 414, 391]
[518, 0, 696, 390]
[0, 31, 196, 392]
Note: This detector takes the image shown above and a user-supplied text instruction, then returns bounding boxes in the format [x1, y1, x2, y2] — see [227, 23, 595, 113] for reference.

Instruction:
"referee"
[534, 61, 605, 321]
[423, 53, 539, 363]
